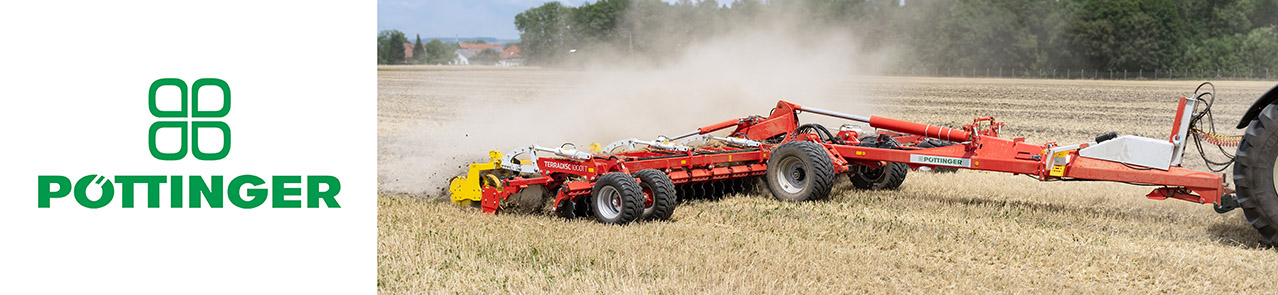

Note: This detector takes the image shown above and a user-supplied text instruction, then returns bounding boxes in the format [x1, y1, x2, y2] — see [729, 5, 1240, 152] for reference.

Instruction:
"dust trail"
[379, 11, 897, 196]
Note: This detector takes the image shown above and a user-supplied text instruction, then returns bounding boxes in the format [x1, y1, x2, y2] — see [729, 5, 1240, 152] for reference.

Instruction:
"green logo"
[909, 154, 971, 167]
[148, 78, 231, 160]
[36, 78, 343, 209]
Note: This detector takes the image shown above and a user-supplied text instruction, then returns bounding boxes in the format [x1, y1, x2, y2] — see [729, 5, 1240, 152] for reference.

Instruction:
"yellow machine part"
[448, 150, 505, 205]
[1049, 150, 1070, 177]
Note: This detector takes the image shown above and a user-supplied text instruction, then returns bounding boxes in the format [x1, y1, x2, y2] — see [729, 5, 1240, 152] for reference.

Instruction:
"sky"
[377, 0, 733, 40]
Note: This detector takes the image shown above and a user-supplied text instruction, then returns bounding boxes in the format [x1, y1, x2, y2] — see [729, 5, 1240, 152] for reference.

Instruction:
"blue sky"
[378, 0, 732, 40]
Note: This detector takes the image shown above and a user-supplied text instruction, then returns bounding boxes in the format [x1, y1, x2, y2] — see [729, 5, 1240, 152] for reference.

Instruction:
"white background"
[0, 1, 374, 293]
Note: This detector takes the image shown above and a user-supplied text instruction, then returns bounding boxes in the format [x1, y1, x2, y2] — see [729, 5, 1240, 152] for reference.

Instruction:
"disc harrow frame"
[449, 98, 1233, 224]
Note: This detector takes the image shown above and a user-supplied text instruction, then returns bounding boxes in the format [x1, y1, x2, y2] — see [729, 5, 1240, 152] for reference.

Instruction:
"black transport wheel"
[765, 141, 836, 202]
[1234, 103, 1278, 244]
[590, 172, 645, 224]
[850, 162, 908, 190]
[850, 134, 909, 190]
[635, 169, 677, 221]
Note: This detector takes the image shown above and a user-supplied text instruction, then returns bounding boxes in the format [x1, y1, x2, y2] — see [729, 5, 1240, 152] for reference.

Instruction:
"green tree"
[515, 2, 574, 64]
[1069, 0, 1186, 71]
[377, 30, 408, 64]
[424, 39, 451, 65]
[506, 0, 1278, 75]
[412, 34, 426, 64]
[1241, 26, 1278, 76]
[1184, 25, 1278, 77]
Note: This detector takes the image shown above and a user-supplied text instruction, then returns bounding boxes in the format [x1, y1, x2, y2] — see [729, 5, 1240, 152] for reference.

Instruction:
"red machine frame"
[467, 99, 1228, 215]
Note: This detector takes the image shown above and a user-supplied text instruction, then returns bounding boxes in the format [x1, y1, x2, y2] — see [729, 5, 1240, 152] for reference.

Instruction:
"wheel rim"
[1272, 154, 1278, 194]
[641, 184, 654, 208]
[595, 186, 622, 219]
[776, 156, 807, 194]
[640, 183, 655, 217]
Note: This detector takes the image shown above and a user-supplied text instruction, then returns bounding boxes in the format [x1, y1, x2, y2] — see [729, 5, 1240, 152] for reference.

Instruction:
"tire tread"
[766, 141, 835, 201]
[636, 169, 678, 221]
[1234, 103, 1278, 243]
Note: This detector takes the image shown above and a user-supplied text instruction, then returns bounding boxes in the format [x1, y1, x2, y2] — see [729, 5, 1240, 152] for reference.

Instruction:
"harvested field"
[379, 66, 1278, 294]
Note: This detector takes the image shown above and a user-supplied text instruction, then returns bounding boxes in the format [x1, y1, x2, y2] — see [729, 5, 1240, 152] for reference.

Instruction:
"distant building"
[402, 42, 415, 63]
[498, 45, 523, 67]
[458, 42, 502, 52]
[450, 51, 469, 65]
[456, 49, 480, 59]
[453, 42, 501, 65]
[500, 45, 521, 59]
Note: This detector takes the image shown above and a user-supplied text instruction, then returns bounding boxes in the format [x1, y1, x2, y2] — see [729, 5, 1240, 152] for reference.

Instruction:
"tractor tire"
[1234, 102, 1278, 244]
[766, 141, 836, 202]
[850, 162, 909, 190]
[589, 172, 645, 224]
[635, 169, 677, 221]
[916, 140, 960, 173]
[499, 184, 549, 214]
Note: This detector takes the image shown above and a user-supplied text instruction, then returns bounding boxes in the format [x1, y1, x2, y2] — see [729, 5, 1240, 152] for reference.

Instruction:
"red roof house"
[403, 42, 415, 59]
[500, 45, 522, 59]
[459, 42, 502, 52]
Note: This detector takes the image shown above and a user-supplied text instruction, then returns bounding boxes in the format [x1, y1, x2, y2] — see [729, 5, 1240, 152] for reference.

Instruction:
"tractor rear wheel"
[850, 162, 908, 190]
[635, 169, 677, 221]
[589, 172, 645, 224]
[1234, 102, 1278, 244]
[766, 141, 835, 202]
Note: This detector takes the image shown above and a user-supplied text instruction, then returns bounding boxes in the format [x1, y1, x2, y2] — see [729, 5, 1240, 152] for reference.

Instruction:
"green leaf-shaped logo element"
[148, 78, 230, 161]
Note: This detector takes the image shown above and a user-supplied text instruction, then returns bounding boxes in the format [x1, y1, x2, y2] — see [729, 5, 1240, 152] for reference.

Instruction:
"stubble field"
[378, 66, 1278, 294]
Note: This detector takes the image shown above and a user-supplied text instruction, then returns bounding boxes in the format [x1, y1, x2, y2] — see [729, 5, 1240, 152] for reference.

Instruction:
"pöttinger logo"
[36, 78, 343, 209]
[149, 78, 231, 160]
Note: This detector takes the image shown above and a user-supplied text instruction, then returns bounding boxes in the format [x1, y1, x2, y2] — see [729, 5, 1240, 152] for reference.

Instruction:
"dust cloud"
[379, 8, 899, 196]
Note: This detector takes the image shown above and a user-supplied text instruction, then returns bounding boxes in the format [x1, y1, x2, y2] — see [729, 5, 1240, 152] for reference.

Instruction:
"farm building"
[458, 42, 501, 52]
[449, 52, 469, 65]
[498, 45, 523, 67]
[402, 42, 415, 63]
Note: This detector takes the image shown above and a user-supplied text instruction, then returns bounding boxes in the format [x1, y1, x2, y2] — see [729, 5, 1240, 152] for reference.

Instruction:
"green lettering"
[135, 176, 167, 208]
[169, 175, 183, 208]
[37, 175, 71, 208]
[74, 175, 114, 209]
[114, 176, 146, 208]
[273, 175, 302, 208]
[189, 176, 224, 208]
[229, 175, 266, 208]
[307, 175, 341, 208]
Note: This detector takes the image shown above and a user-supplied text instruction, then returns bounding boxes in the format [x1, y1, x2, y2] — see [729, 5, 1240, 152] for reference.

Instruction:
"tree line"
[513, 0, 1278, 74]
[376, 31, 506, 65]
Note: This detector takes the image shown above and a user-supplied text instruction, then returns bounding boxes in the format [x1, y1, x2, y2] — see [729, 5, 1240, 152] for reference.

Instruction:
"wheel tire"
[765, 141, 836, 202]
[850, 162, 909, 190]
[499, 184, 548, 214]
[1234, 103, 1278, 244]
[635, 169, 677, 221]
[916, 140, 959, 173]
[589, 172, 645, 224]
[850, 135, 910, 190]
